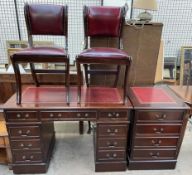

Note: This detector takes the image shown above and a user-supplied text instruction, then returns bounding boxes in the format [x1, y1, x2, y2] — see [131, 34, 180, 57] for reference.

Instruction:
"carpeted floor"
[0, 121, 192, 175]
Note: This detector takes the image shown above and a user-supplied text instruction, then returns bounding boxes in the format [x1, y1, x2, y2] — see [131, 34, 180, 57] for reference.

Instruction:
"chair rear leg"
[79, 121, 84, 134]
[65, 59, 70, 105]
[30, 63, 39, 87]
[12, 60, 22, 104]
[123, 65, 129, 104]
[84, 64, 89, 87]
[114, 65, 121, 87]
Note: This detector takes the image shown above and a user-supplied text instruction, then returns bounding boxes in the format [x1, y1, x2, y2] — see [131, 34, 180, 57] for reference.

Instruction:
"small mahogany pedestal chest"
[127, 86, 189, 170]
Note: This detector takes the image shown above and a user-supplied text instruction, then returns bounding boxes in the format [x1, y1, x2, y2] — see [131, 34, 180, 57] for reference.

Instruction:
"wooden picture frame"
[180, 46, 192, 85]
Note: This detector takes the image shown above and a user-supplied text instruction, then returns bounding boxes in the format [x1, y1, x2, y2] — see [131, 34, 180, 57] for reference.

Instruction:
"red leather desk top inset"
[22, 86, 122, 104]
[131, 87, 176, 104]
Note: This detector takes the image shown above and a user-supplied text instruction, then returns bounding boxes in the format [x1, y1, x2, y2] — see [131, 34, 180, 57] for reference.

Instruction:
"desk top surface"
[2, 86, 132, 110]
[128, 86, 189, 110]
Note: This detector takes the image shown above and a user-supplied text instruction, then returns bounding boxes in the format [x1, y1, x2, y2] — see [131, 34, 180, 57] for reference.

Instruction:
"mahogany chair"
[76, 6, 132, 133]
[11, 3, 70, 104]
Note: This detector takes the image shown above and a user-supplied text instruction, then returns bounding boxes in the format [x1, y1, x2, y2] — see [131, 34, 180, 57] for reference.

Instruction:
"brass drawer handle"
[115, 113, 120, 117]
[20, 143, 24, 147]
[107, 141, 118, 148]
[108, 113, 112, 117]
[18, 130, 31, 136]
[77, 113, 81, 117]
[155, 114, 167, 120]
[25, 114, 29, 118]
[58, 113, 62, 117]
[151, 139, 162, 146]
[17, 114, 21, 118]
[85, 113, 89, 117]
[106, 153, 117, 159]
[153, 128, 164, 134]
[149, 152, 160, 158]
[28, 143, 32, 147]
[22, 155, 26, 160]
[49, 113, 54, 117]
[30, 155, 34, 159]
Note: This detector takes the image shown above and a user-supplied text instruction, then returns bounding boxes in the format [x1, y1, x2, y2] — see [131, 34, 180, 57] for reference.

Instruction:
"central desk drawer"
[97, 150, 125, 161]
[98, 110, 129, 121]
[6, 111, 38, 122]
[97, 124, 128, 137]
[11, 139, 41, 150]
[97, 138, 126, 149]
[135, 124, 181, 135]
[40, 111, 96, 120]
[8, 126, 40, 138]
[13, 151, 43, 163]
[132, 149, 176, 160]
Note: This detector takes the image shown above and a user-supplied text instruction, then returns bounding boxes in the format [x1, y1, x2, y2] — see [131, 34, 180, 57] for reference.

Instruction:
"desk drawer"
[134, 137, 178, 148]
[40, 111, 96, 120]
[13, 151, 42, 163]
[132, 149, 176, 160]
[135, 124, 181, 135]
[8, 126, 40, 138]
[97, 150, 125, 161]
[97, 138, 126, 149]
[136, 110, 183, 122]
[11, 139, 41, 150]
[97, 124, 128, 137]
[98, 111, 129, 121]
[6, 111, 38, 122]
[0, 137, 5, 147]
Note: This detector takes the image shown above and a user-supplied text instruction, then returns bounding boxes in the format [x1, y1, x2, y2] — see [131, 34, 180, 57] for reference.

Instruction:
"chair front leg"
[12, 60, 22, 104]
[30, 63, 39, 87]
[76, 60, 81, 104]
[123, 65, 129, 104]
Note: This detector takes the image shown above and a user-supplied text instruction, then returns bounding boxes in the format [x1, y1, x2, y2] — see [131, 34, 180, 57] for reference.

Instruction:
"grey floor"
[0, 121, 192, 175]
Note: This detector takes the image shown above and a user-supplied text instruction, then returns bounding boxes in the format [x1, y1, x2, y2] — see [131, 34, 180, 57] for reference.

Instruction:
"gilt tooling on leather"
[26, 4, 66, 35]
[79, 47, 128, 59]
[85, 6, 122, 37]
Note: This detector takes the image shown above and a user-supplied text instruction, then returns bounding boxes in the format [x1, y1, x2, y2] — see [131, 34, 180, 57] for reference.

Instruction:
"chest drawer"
[11, 139, 41, 150]
[8, 126, 40, 138]
[0, 137, 5, 147]
[135, 124, 181, 135]
[97, 124, 128, 137]
[134, 137, 179, 148]
[132, 149, 176, 160]
[136, 110, 183, 122]
[13, 151, 42, 163]
[40, 111, 96, 120]
[98, 110, 129, 121]
[97, 138, 126, 149]
[6, 111, 38, 122]
[97, 150, 125, 161]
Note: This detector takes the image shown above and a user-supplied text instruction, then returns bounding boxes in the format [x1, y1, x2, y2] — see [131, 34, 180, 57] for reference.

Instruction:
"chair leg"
[30, 63, 39, 87]
[84, 64, 89, 87]
[12, 61, 22, 104]
[79, 121, 84, 134]
[76, 60, 81, 104]
[87, 121, 91, 134]
[123, 65, 129, 104]
[114, 65, 120, 87]
[65, 59, 70, 105]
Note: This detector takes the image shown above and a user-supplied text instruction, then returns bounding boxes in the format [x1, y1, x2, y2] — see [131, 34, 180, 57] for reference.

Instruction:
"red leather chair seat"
[78, 47, 129, 59]
[13, 47, 67, 58]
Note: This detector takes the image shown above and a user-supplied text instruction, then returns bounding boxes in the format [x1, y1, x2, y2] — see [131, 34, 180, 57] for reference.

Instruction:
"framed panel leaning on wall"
[180, 46, 192, 85]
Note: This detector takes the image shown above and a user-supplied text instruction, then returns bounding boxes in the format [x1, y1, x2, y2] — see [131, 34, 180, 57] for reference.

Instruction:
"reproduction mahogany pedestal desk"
[127, 86, 189, 170]
[2, 86, 132, 174]
[2, 86, 189, 174]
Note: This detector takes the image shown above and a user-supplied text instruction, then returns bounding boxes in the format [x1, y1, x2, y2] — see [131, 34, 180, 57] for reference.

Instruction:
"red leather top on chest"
[26, 4, 67, 35]
[85, 6, 122, 37]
